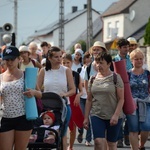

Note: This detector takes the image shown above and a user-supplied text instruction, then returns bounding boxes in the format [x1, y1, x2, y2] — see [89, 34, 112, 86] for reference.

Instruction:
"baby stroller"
[27, 92, 67, 150]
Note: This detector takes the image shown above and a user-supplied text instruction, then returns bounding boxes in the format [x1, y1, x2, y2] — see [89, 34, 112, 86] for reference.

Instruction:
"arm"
[35, 60, 42, 70]
[110, 86, 124, 126]
[60, 68, 75, 97]
[74, 76, 83, 106]
[37, 68, 45, 90]
[83, 91, 92, 130]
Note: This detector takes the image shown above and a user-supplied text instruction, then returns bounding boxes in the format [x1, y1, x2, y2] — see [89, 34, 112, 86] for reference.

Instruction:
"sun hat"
[41, 111, 56, 123]
[92, 41, 107, 50]
[127, 37, 137, 45]
[2, 46, 20, 60]
[19, 45, 30, 53]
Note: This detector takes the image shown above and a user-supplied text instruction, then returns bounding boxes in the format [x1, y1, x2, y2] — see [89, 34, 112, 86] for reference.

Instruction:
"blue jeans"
[78, 98, 92, 142]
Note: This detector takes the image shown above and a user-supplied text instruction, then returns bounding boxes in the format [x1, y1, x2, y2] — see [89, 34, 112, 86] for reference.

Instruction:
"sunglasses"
[5, 58, 16, 61]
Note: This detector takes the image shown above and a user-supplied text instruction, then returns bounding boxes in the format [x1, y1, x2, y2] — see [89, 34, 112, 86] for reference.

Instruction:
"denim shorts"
[91, 116, 122, 142]
[0, 115, 33, 132]
[126, 105, 150, 132]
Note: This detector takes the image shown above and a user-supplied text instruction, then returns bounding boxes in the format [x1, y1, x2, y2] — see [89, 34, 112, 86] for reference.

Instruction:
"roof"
[67, 16, 102, 49]
[102, 0, 137, 17]
[29, 9, 100, 38]
[128, 24, 147, 41]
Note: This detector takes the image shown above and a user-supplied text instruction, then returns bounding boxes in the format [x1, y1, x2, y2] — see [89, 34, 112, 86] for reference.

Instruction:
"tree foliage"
[70, 40, 87, 54]
[144, 17, 150, 46]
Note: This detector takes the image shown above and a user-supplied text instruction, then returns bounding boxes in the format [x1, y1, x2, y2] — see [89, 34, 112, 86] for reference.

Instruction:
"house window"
[107, 22, 112, 38]
[115, 21, 119, 36]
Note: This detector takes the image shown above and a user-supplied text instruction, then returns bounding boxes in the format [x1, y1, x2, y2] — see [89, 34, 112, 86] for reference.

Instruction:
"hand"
[83, 118, 89, 130]
[74, 94, 80, 106]
[59, 93, 66, 98]
[110, 114, 119, 126]
[23, 89, 34, 98]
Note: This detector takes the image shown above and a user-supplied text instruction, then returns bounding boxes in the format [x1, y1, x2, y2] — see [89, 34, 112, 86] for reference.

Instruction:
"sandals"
[85, 141, 92, 146]
[77, 133, 83, 143]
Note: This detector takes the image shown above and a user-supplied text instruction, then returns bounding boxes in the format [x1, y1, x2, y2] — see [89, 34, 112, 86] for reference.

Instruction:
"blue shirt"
[113, 54, 132, 71]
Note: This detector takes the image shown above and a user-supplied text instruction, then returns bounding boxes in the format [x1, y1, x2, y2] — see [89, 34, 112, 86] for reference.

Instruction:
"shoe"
[124, 135, 130, 146]
[85, 141, 92, 146]
[77, 133, 83, 143]
[139, 147, 145, 150]
[117, 139, 123, 148]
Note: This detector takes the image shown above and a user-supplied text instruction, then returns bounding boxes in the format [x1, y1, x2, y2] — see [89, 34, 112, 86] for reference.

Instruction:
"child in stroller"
[29, 111, 59, 144]
[27, 92, 67, 150]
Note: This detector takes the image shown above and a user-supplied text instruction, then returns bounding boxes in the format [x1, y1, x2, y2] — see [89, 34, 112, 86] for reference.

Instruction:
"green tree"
[144, 17, 150, 46]
[70, 40, 87, 54]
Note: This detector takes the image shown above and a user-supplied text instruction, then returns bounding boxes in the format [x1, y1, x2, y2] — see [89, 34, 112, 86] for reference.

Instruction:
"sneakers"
[77, 133, 83, 143]
[85, 141, 92, 146]
[124, 135, 130, 146]
[117, 139, 123, 148]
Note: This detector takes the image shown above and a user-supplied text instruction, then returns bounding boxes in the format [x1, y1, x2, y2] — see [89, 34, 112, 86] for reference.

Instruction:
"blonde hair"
[130, 48, 144, 60]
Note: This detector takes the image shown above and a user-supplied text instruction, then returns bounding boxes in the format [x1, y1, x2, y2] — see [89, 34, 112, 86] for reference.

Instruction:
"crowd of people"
[0, 37, 150, 150]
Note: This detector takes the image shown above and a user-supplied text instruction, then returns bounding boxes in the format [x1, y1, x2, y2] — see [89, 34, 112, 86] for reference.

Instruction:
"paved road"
[69, 134, 150, 150]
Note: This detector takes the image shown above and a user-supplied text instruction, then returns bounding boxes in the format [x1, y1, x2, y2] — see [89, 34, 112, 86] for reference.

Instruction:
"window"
[115, 21, 119, 36]
[107, 22, 112, 38]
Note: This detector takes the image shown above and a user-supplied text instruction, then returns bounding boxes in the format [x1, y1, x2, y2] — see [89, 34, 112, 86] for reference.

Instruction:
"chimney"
[72, 6, 78, 13]
[84, 4, 87, 9]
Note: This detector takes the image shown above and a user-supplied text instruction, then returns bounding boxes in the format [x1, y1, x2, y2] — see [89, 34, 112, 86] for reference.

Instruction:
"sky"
[0, 0, 118, 46]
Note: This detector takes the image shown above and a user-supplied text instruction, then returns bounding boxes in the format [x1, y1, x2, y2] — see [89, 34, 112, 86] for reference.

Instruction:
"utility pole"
[59, 0, 64, 49]
[14, 0, 17, 45]
[87, 0, 93, 50]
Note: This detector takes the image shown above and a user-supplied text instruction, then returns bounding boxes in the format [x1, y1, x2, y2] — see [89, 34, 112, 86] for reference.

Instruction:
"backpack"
[31, 59, 36, 67]
[86, 63, 92, 80]
[77, 67, 82, 74]
[72, 71, 80, 93]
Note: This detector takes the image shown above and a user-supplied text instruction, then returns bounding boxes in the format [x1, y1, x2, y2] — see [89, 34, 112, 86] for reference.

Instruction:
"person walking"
[0, 46, 42, 150]
[37, 46, 75, 150]
[127, 49, 150, 150]
[83, 52, 124, 150]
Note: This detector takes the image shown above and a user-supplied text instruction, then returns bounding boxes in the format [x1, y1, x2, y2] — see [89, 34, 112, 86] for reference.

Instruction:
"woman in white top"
[0, 46, 42, 150]
[38, 46, 75, 150]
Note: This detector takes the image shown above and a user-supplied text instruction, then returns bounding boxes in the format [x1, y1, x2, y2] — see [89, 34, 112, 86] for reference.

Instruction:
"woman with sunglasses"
[0, 46, 42, 150]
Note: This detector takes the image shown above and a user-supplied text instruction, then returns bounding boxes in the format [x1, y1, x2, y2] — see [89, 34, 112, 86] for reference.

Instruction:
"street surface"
[69, 133, 150, 150]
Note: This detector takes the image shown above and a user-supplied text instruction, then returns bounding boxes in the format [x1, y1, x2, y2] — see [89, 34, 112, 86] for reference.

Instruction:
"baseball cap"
[2, 46, 20, 60]
[92, 41, 107, 51]
[127, 37, 137, 45]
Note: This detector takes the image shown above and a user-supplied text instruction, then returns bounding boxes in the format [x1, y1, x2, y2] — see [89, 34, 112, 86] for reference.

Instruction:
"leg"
[68, 124, 76, 149]
[139, 131, 149, 149]
[107, 141, 117, 150]
[129, 132, 139, 150]
[63, 135, 67, 150]
[77, 98, 85, 143]
[0, 130, 15, 150]
[91, 116, 107, 150]
[43, 134, 55, 144]
[94, 138, 107, 150]
[14, 130, 32, 150]
[124, 119, 130, 146]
